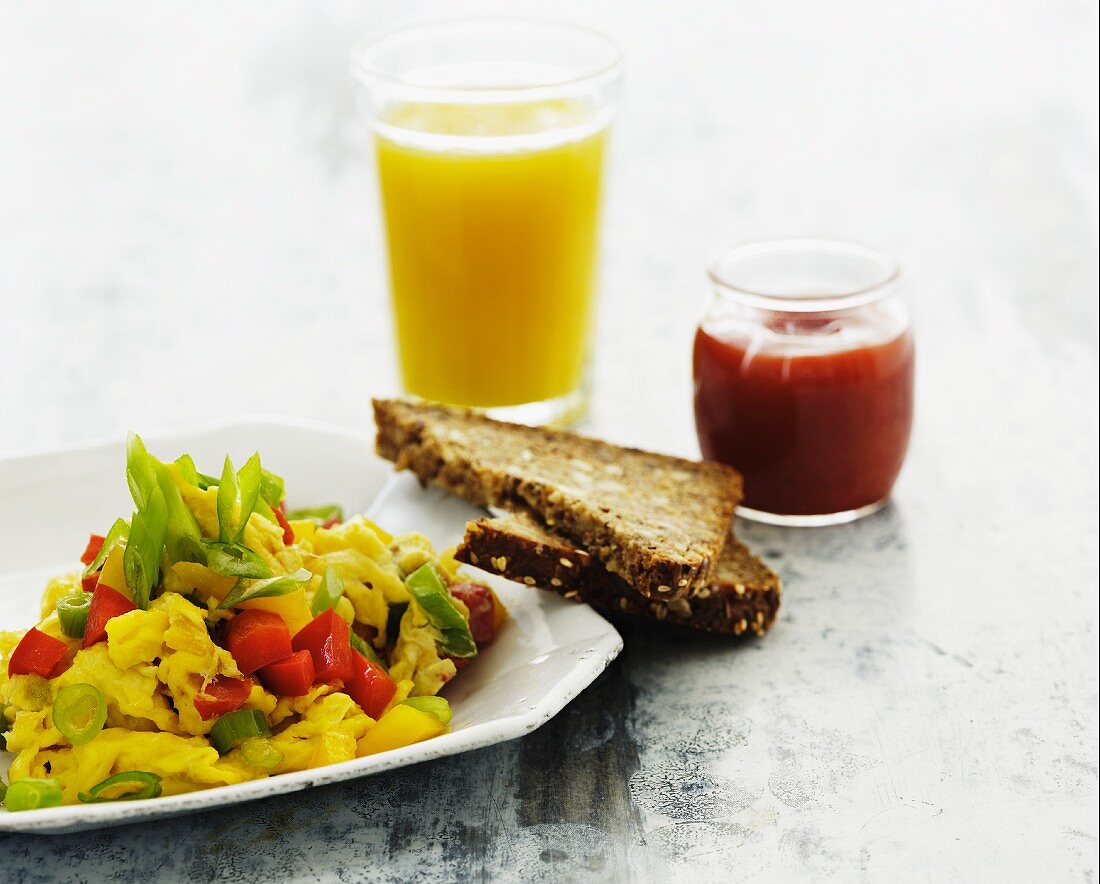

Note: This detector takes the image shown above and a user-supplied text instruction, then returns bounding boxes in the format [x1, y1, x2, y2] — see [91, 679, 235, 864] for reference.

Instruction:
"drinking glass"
[353, 19, 621, 426]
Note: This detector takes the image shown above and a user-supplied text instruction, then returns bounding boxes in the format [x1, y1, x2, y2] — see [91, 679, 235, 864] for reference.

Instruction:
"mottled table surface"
[1, 1, 1097, 881]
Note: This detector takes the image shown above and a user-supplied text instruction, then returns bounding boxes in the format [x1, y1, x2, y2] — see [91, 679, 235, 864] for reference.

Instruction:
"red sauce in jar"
[693, 319, 914, 517]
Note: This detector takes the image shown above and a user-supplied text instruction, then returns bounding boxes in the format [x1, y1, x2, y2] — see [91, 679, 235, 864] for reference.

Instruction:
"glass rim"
[351, 17, 622, 99]
[707, 238, 901, 312]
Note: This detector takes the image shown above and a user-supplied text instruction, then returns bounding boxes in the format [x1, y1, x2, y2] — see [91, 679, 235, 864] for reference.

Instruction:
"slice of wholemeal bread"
[373, 398, 742, 601]
[456, 513, 780, 637]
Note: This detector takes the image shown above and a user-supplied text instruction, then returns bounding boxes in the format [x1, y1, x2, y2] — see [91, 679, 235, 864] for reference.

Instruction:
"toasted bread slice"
[373, 398, 742, 600]
[456, 513, 780, 637]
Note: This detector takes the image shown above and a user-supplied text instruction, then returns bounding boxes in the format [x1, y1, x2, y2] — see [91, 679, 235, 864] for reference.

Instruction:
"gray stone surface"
[0, 1, 1096, 881]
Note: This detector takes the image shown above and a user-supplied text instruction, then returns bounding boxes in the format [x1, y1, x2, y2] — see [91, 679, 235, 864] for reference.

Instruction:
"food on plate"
[458, 513, 779, 637]
[0, 435, 503, 811]
[373, 398, 742, 600]
[372, 398, 780, 637]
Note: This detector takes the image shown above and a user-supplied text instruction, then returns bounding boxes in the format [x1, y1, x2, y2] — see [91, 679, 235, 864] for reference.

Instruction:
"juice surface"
[693, 319, 915, 516]
[375, 101, 608, 408]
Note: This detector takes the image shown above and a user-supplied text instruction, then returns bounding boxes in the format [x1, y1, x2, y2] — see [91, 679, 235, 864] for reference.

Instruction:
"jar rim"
[708, 238, 901, 312]
[351, 18, 622, 101]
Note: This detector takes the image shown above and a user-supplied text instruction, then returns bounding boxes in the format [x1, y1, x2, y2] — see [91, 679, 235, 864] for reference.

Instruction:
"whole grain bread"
[457, 513, 780, 637]
[373, 398, 742, 600]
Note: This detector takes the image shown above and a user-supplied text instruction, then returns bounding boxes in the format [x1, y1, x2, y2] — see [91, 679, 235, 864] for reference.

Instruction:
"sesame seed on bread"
[456, 512, 780, 637]
[372, 398, 742, 601]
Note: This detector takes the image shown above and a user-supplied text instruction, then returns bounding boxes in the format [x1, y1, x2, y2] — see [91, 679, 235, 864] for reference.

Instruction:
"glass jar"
[693, 239, 915, 526]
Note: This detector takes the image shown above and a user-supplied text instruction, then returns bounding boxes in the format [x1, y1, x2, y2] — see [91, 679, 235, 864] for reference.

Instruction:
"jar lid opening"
[708, 239, 900, 312]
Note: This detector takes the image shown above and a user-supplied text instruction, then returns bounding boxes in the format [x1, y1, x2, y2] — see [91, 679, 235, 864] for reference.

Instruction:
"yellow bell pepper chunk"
[99, 544, 128, 598]
[239, 587, 312, 636]
[356, 703, 448, 757]
[172, 562, 237, 601]
[309, 731, 357, 768]
[288, 519, 316, 546]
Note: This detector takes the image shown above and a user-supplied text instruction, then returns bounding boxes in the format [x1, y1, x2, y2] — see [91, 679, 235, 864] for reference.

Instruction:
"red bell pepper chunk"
[193, 675, 252, 720]
[291, 608, 352, 684]
[272, 504, 294, 546]
[8, 628, 69, 678]
[81, 572, 100, 593]
[321, 515, 341, 529]
[226, 610, 293, 676]
[345, 651, 397, 719]
[448, 582, 496, 645]
[82, 583, 138, 649]
[80, 533, 106, 566]
[259, 650, 315, 697]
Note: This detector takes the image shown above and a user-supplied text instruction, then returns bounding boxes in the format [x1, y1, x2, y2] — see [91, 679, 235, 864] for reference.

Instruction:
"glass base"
[404, 386, 588, 429]
[737, 497, 888, 527]
[484, 387, 588, 428]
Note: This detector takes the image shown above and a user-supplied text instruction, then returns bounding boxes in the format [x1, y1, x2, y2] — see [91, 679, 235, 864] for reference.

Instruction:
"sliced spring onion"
[0, 779, 6, 803]
[209, 708, 272, 755]
[78, 771, 162, 803]
[124, 482, 168, 609]
[240, 736, 284, 769]
[3, 777, 63, 811]
[56, 594, 92, 638]
[218, 569, 312, 609]
[405, 564, 477, 658]
[52, 683, 107, 745]
[217, 453, 263, 543]
[385, 603, 408, 646]
[202, 541, 273, 579]
[83, 518, 129, 576]
[259, 469, 285, 509]
[310, 567, 344, 617]
[399, 696, 452, 725]
[174, 453, 200, 485]
[285, 504, 343, 524]
[125, 433, 159, 511]
[154, 460, 204, 565]
[349, 630, 383, 666]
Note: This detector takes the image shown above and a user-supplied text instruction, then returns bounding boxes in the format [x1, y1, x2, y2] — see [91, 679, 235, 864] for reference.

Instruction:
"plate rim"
[0, 417, 624, 834]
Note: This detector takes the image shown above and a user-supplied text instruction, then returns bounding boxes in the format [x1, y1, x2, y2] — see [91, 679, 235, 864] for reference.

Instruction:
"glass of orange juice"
[353, 19, 621, 425]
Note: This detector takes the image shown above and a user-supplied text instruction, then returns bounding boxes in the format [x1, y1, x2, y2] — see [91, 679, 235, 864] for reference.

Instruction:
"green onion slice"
[209, 709, 272, 755]
[218, 569, 312, 610]
[4, 777, 63, 811]
[125, 433, 159, 511]
[240, 736, 284, 770]
[405, 564, 477, 659]
[217, 453, 263, 544]
[349, 630, 383, 666]
[78, 771, 162, 803]
[285, 504, 343, 524]
[310, 567, 344, 617]
[202, 541, 273, 579]
[174, 454, 218, 490]
[83, 518, 129, 576]
[52, 683, 107, 746]
[259, 469, 285, 509]
[124, 482, 168, 610]
[56, 594, 92, 638]
[399, 696, 452, 725]
[0, 779, 6, 803]
[385, 602, 408, 646]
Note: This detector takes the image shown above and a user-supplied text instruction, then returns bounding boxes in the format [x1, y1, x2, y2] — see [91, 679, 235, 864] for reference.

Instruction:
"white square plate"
[0, 418, 622, 834]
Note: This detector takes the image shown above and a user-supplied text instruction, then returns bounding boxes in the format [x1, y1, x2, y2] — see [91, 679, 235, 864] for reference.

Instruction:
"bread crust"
[373, 398, 742, 601]
[456, 514, 780, 637]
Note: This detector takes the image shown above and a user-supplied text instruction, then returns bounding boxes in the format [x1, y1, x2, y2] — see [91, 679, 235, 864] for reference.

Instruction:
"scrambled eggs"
[0, 437, 502, 810]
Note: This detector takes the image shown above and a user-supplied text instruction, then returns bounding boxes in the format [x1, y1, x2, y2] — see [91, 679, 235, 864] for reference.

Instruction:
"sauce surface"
[693, 317, 914, 516]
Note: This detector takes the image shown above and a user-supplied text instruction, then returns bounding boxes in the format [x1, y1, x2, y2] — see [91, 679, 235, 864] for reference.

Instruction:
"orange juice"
[374, 101, 609, 409]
